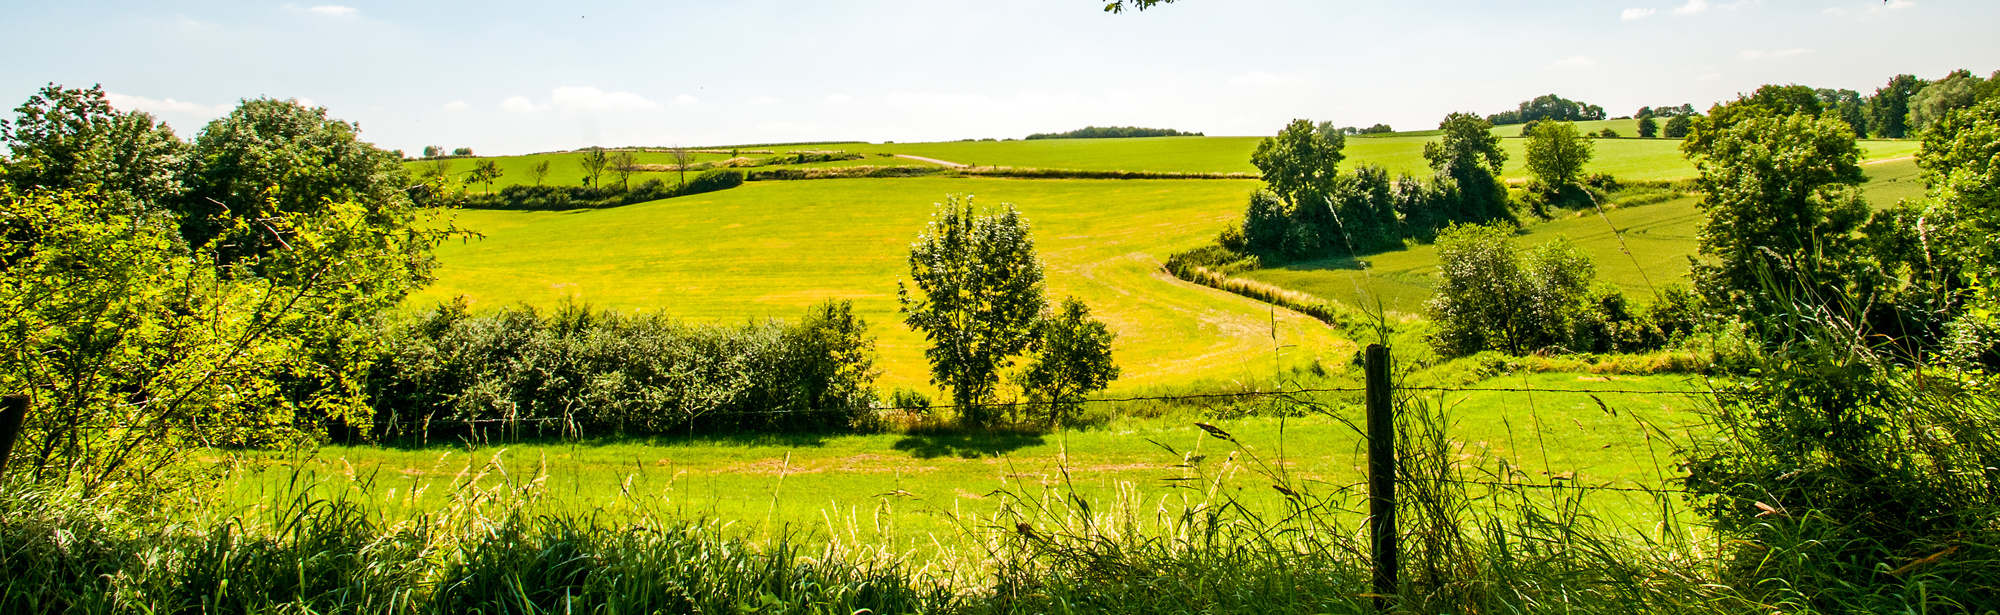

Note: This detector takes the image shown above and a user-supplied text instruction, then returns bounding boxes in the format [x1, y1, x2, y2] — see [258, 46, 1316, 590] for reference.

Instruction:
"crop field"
[415, 177, 1350, 393]
[224, 371, 1706, 554]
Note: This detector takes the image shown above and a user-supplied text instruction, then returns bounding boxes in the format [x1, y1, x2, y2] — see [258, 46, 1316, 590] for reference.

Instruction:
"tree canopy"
[898, 195, 1047, 423]
[1251, 119, 1345, 208]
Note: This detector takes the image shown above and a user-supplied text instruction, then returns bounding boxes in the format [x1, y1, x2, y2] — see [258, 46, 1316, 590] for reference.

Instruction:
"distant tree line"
[1025, 126, 1203, 140]
[1487, 94, 1608, 125]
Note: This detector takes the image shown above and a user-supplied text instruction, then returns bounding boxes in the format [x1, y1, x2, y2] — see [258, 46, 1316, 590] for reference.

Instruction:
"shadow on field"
[892, 431, 1045, 459]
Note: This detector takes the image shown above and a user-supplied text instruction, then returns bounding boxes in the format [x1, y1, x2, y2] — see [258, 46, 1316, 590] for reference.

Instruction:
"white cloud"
[758, 121, 822, 133]
[306, 5, 357, 17]
[499, 96, 541, 112]
[1621, 8, 1657, 19]
[443, 100, 470, 111]
[748, 96, 782, 106]
[1739, 48, 1811, 60]
[1671, 0, 1708, 15]
[824, 94, 853, 104]
[1547, 55, 1597, 69]
[550, 86, 658, 110]
[104, 92, 231, 116]
[672, 94, 699, 105]
[1827, 0, 1915, 19]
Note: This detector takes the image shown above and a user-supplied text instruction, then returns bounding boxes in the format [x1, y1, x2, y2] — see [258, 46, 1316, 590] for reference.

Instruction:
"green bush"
[362, 299, 879, 438]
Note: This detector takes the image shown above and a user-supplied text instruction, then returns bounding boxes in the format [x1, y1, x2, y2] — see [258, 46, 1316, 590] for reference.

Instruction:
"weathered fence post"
[1365, 344, 1398, 610]
[0, 394, 28, 475]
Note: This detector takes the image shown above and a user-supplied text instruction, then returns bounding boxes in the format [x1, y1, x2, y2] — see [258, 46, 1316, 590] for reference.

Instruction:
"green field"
[1240, 155, 1928, 312]
[417, 178, 1351, 393]
[225, 371, 1705, 553]
[419, 129, 1919, 191]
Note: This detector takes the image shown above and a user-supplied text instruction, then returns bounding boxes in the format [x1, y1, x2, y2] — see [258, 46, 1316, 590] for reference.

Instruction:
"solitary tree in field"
[670, 145, 694, 187]
[609, 151, 638, 192]
[468, 159, 504, 194]
[528, 160, 551, 186]
[1524, 121, 1593, 194]
[1637, 115, 1659, 138]
[577, 147, 609, 189]
[1020, 297, 1119, 427]
[1423, 112, 1511, 225]
[899, 194, 1047, 426]
[1664, 115, 1692, 139]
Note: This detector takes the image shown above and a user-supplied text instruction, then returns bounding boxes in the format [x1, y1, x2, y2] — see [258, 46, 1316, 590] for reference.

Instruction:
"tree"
[176, 98, 414, 260]
[609, 151, 638, 191]
[1019, 297, 1119, 427]
[1102, 0, 1175, 11]
[1523, 120, 1593, 194]
[1636, 115, 1659, 138]
[528, 160, 552, 187]
[422, 145, 444, 158]
[1426, 223, 1602, 356]
[1907, 70, 1986, 134]
[1421, 111, 1511, 227]
[1869, 74, 1927, 138]
[451, 147, 473, 157]
[468, 159, 504, 194]
[1815, 88, 1870, 137]
[1251, 119, 1345, 209]
[1682, 103, 1868, 319]
[1, 83, 187, 210]
[1663, 115, 1693, 138]
[1488, 94, 1605, 125]
[669, 145, 694, 187]
[577, 147, 609, 189]
[898, 195, 1047, 425]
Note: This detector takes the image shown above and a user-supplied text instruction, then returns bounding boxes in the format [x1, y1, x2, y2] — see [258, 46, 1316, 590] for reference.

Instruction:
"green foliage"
[1019, 297, 1120, 427]
[0, 84, 187, 210]
[1251, 118, 1346, 209]
[898, 195, 1047, 423]
[1816, 87, 1870, 137]
[367, 299, 880, 436]
[1870, 73, 1927, 138]
[576, 146, 608, 188]
[176, 98, 414, 260]
[1636, 115, 1659, 138]
[1662, 115, 1692, 139]
[1524, 121, 1594, 191]
[1487, 93, 1607, 125]
[1907, 69, 1988, 135]
[1684, 316, 2000, 612]
[1426, 224, 1659, 356]
[1682, 104, 1867, 320]
[1024, 126, 1201, 140]
[0, 187, 450, 497]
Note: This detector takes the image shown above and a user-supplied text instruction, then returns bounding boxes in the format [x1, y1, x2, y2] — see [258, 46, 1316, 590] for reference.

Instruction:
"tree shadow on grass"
[891, 431, 1046, 459]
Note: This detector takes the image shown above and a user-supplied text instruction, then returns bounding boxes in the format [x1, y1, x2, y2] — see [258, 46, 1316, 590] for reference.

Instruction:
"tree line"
[1025, 126, 1203, 140]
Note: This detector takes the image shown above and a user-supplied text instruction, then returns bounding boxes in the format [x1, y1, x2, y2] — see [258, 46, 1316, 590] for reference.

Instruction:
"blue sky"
[4, 0, 1992, 155]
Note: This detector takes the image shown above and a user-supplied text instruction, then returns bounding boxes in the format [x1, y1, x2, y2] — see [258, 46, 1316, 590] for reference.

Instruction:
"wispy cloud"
[550, 86, 658, 110]
[747, 96, 782, 106]
[1825, 0, 1915, 18]
[306, 5, 357, 17]
[1739, 48, 1811, 60]
[1672, 0, 1708, 15]
[104, 92, 230, 116]
[1622, 8, 1657, 19]
[672, 95, 699, 105]
[499, 96, 541, 112]
[824, 94, 853, 104]
[443, 100, 470, 111]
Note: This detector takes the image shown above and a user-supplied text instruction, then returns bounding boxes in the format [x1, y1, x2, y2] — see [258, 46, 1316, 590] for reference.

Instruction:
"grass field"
[224, 370, 1706, 555]
[417, 129, 1918, 191]
[1239, 155, 1929, 312]
[416, 178, 1350, 393]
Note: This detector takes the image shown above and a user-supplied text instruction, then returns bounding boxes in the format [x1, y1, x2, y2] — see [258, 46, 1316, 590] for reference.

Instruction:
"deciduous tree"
[1523, 120, 1593, 195]
[1020, 297, 1119, 427]
[898, 195, 1047, 425]
[577, 147, 609, 189]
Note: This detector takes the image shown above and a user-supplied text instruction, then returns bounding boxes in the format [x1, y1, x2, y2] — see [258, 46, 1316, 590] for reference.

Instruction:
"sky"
[3, 0, 1993, 156]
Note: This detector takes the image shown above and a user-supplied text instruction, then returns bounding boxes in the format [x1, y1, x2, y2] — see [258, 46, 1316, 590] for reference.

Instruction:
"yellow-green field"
[417, 178, 1349, 393]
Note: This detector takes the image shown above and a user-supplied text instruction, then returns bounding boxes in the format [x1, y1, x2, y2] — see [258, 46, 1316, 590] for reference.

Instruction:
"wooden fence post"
[0, 394, 28, 475]
[1365, 344, 1398, 609]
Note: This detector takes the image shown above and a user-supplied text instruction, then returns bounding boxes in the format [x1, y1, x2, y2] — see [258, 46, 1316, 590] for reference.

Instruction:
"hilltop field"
[412, 129, 1920, 391]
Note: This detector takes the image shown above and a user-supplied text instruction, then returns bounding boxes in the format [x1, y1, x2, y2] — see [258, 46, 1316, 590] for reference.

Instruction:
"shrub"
[362, 299, 879, 437]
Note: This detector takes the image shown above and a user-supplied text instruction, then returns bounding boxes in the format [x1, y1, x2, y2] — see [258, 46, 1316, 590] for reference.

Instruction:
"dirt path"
[1865, 155, 1915, 165]
[895, 154, 968, 168]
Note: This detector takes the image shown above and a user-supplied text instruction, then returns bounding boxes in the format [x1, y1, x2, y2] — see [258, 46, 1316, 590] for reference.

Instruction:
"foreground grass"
[217, 371, 1705, 554]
